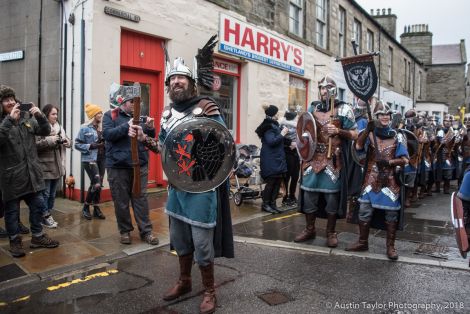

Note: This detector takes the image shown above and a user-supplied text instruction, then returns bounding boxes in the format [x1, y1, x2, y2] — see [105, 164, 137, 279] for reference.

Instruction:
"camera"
[19, 102, 33, 112]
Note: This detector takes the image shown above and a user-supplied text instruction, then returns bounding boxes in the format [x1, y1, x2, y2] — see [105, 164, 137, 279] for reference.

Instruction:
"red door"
[121, 30, 165, 187]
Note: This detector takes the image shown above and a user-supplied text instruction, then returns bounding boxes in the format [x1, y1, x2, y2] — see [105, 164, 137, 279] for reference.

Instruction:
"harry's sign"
[219, 14, 304, 75]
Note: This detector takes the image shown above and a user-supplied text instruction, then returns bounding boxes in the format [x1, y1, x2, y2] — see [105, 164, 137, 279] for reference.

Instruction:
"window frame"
[338, 6, 346, 57]
[353, 19, 362, 53]
[366, 29, 374, 52]
[388, 47, 393, 83]
[289, 0, 304, 37]
[315, 0, 329, 49]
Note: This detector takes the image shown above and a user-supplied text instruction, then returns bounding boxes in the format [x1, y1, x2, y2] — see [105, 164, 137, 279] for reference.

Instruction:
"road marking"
[47, 269, 119, 291]
[264, 213, 301, 222]
[12, 296, 30, 303]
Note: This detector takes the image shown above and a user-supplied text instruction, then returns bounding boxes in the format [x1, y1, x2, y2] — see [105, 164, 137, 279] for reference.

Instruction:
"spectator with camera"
[75, 103, 106, 220]
[36, 104, 72, 228]
[0, 85, 59, 257]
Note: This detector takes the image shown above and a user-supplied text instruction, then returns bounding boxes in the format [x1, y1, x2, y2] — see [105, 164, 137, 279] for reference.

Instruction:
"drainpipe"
[59, 0, 67, 196]
[37, 0, 43, 107]
[378, 29, 381, 97]
[79, 3, 86, 203]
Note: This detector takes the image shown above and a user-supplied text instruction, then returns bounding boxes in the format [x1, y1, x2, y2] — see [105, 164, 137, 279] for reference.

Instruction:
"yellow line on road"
[264, 212, 301, 222]
[47, 269, 119, 291]
[12, 296, 30, 303]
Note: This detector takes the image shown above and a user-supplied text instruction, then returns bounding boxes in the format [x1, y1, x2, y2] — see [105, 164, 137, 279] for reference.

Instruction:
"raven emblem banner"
[340, 54, 378, 103]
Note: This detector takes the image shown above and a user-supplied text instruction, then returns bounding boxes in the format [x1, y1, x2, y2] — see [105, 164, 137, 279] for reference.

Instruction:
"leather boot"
[93, 206, 106, 219]
[199, 263, 216, 314]
[82, 204, 92, 220]
[269, 201, 281, 213]
[326, 214, 338, 248]
[443, 180, 450, 194]
[345, 221, 370, 251]
[404, 188, 411, 208]
[426, 182, 433, 196]
[418, 186, 426, 199]
[261, 202, 278, 214]
[163, 254, 193, 301]
[432, 181, 441, 193]
[385, 221, 399, 260]
[410, 186, 419, 203]
[294, 213, 316, 242]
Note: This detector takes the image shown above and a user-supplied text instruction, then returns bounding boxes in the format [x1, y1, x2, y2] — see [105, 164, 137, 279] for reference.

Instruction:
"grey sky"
[355, 0, 470, 63]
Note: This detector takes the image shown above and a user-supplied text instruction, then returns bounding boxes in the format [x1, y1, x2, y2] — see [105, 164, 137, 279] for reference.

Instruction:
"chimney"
[400, 24, 433, 65]
[372, 7, 397, 39]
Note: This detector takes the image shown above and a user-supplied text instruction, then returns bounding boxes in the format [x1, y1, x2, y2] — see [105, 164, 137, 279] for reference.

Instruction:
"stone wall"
[427, 64, 466, 113]
[400, 25, 433, 65]
[0, 0, 61, 107]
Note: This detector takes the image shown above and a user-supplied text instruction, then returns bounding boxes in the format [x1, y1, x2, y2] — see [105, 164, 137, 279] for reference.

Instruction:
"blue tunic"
[358, 129, 409, 210]
[158, 114, 225, 228]
[458, 170, 470, 201]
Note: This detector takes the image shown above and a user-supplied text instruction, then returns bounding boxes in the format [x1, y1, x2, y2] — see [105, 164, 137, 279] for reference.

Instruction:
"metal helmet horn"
[165, 57, 194, 86]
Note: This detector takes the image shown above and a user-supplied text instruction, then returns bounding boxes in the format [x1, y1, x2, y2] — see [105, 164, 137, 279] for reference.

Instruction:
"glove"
[366, 120, 375, 133]
[376, 159, 389, 168]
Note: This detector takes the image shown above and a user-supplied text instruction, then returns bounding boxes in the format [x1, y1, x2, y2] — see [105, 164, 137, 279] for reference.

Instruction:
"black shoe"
[0, 226, 8, 238]
[30, 234, 59, 248]
[93, 206, 106, 219]
[261, 203, 278, 214]
[18, 221, 30, 234]
[82, 204, 92, 220]
[9, 236, 25, 258]
[270, 202, 282, 213]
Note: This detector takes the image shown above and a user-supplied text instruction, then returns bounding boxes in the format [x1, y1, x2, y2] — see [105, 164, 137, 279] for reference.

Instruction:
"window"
[289, 76, 308, 111]
[289, 0, 304, 37]
[388, 47, 393, 83]
[408, 61, 412, 92]
[403, 59, 408, 91]
[338, 88, 345, 101]
[418, 71, 422, 99]
[316, 0, 328, 48]
[366, 29, 374, 52]
[338, 7, 346, 57]
[353, 19, 362, 53]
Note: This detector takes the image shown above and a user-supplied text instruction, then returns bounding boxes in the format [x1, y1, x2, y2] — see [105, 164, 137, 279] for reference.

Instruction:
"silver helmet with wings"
[164, 34, 218, 90]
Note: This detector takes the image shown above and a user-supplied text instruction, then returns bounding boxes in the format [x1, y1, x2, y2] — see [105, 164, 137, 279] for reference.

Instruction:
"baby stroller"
[231, 144, 263, 206]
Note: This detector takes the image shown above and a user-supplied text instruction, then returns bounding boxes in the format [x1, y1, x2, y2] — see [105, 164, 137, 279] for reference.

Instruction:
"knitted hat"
[285, 110, 297, 121]
[0, 85, 16, 102]
[85, 103, 103, 119]
[265, 105, 279, 117]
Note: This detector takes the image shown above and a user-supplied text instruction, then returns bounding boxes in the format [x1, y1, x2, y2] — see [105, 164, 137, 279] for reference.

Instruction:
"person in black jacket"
[255, 104, 288, 214]
[280, 110, 300, 206]
[103, 87, 159, 246]
[0, 85, 59, 257]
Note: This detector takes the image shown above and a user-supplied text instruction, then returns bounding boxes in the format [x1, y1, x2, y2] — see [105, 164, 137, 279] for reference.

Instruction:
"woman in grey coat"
[36, 104, 71, 228]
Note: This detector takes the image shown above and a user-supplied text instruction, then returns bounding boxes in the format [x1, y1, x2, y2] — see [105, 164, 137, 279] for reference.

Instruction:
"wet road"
[0, 242, 468, 314]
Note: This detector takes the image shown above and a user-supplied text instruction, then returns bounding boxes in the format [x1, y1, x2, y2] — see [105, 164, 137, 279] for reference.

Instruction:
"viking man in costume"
[460, 117, 470, 174]
[434, 114, 456, 194]
[294, 76, 358, 247]
[402, 109, 419, 207]
[346, 101, 409, 260]
[129, 36, 234, 314]
[415, 112, 433, 198]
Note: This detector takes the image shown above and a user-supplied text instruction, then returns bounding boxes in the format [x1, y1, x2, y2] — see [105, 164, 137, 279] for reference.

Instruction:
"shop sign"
[104, 6, 140, 23]
[214, 59, 239, 75]
[0, 50, 24, 62]
[219, 13, 304, 75]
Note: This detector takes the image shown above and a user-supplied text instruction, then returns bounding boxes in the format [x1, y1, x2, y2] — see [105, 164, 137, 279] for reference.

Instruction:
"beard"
[169, 85, 194, 103]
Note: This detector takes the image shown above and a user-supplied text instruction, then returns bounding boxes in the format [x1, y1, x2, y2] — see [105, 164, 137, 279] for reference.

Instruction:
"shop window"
[288, 76, 308, 111]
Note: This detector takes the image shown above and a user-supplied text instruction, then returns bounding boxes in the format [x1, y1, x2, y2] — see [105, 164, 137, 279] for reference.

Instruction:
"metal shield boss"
[162, 117, 236, 193]
[296, 112, 317, 161]
[401, 129, 418, 161]
[450, 192, 469, 258]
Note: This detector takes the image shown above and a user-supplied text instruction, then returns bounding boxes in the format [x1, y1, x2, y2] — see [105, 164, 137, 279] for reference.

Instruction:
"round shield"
[351, 129, 366, 167]
[296, 112, 317, 161]
[162, 117, 236, 193]
[400, 129, 418, 160]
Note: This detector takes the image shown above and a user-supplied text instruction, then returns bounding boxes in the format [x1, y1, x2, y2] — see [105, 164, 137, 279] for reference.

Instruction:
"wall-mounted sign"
[214, 58, 239, 75]
[0, 50, 24, 62]
[104, 6, 140, 23]
[219, 13, 304, 75]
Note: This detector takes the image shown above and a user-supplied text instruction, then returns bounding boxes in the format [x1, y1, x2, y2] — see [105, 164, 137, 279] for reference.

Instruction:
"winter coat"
[103, 107, 155, 168]
[279, 117, 298, 156]
[75, 123, 100, 162]
[0, 113, 51, 201]
[36, 122, 70, 180]
[255, 117, 288, 179]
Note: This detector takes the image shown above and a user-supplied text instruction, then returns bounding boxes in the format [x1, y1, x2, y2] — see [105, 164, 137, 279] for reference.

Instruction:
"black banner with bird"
[339, 53, 378, 103]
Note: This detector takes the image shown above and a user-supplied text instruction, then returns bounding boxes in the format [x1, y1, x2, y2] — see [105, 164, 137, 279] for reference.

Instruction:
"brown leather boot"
[385, 221, 399, 260]
[345, 221, 370, 251]
[404, 188, 411, 208]
[410, 186, 419, 203]
[163, 254, 193, 301]
[294, 213, 316, 242]
[443, 180, 450, 194]
[199, 263, 216, 314]
[432, 181, 441, 193]
[426, 182, 433, 196]
[326, 214, 338, 248]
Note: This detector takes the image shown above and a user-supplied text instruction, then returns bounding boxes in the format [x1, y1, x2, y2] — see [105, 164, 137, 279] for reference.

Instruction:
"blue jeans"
[4, 192, 45, 238]
[41, 179, 59, 214]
